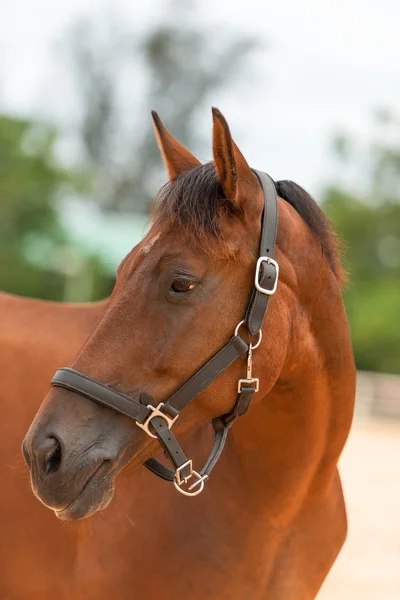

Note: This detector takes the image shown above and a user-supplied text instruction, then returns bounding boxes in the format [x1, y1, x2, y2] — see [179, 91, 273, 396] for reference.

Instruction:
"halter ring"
[234, 320, 262, 350]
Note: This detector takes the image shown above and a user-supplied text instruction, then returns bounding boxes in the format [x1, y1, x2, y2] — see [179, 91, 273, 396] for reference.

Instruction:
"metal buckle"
[238, 377, 259, 393]
[174, 460, 208, 497]
[136, 403, 178, 439]
[175, 460, 193, 486]
[254, 256, 279, 295]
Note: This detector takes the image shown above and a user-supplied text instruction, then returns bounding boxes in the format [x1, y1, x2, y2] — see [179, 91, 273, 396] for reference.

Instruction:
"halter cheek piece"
[51, 171, 279, 497]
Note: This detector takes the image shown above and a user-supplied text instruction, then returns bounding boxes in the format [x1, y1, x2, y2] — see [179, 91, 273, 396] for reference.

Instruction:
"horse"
[0, 293, 107, 598]
[21, 108, 355, 600]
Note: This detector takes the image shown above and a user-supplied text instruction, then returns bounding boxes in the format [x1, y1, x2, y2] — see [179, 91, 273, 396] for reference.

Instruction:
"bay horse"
[0, 293, 106, 598]
[21, 109, 355, 600]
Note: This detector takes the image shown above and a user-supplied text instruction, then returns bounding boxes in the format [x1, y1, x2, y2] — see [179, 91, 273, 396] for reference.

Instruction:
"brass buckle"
[136, 403, 178, 439]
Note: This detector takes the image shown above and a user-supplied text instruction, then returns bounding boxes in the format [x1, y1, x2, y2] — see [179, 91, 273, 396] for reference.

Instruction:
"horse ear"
[212, 107, 261, 216]
[152, 111, 201, 179]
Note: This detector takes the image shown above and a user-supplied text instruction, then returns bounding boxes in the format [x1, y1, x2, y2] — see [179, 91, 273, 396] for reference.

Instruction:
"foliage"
[0, 114, 112, 300]
[0, 115, 68, 299]
[0, 117, 63, 242]
[322, 112, 400, 374]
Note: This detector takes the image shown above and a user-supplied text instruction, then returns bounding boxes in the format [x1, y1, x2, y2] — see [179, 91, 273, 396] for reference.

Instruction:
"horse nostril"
[39, 436, 62, 477]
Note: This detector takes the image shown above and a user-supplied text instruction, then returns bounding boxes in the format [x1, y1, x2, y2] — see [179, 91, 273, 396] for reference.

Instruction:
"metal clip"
[237, 343, 259, 392]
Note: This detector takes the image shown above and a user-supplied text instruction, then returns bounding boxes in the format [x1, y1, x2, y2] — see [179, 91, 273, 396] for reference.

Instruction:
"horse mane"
[275, 180, 344, 285]
[153, 162, 343, 284]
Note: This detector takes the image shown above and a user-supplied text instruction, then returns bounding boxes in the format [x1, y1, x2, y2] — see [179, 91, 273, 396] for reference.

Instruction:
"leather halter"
[51, 170, 279, 497]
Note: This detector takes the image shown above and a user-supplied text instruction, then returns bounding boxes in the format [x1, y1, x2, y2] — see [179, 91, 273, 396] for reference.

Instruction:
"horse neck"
[224, 201, 355, 524]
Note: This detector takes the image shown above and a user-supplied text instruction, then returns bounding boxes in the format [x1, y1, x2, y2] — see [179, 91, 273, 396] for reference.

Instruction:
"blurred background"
[1, 0, 399, 597]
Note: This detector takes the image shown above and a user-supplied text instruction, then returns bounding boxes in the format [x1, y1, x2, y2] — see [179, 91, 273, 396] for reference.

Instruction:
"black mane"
[275, 179, 343, 283]
[153, 162, 342, 283]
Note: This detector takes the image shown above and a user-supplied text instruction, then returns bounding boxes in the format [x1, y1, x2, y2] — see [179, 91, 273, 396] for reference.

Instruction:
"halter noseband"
[51, 170, 279, 497]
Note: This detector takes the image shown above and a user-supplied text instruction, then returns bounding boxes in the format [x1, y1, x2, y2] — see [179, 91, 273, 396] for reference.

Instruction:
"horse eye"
[170, 278, 196, 294]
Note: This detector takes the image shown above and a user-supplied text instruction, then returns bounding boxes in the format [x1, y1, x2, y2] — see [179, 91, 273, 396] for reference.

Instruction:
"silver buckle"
[238, 377, 259, 393]
[174, 460, 208, 497]
[136, 403, 178, 439]
[175, 459, 193, 486]
[254, 256, 279, 295]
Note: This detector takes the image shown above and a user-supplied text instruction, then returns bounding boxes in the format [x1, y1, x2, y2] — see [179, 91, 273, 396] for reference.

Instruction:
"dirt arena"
[317, 417, 400, 600]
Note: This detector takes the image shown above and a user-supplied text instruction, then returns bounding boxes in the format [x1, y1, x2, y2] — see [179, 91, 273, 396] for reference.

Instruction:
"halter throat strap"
[50, 170, 279, 496]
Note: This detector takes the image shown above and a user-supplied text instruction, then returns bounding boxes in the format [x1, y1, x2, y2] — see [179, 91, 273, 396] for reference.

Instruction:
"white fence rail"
[356, 370, 400, 419]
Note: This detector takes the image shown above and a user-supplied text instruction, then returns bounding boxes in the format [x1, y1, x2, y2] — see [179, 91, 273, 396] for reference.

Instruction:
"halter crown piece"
[51, 171, 279, 497]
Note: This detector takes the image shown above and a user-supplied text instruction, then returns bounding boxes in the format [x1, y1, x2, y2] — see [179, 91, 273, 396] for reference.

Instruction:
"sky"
[1, 0, 400, 195]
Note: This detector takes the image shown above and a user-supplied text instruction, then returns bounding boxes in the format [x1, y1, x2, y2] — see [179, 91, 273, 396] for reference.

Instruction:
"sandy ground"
[317, 418, 400, 600]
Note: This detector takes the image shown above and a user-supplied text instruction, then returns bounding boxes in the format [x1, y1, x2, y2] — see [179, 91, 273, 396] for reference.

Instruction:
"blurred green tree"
[62, 0, 258, 213]
[0, 115, 110, 300]
[322, 110, 400, 374]
[0, 115, 67, 298]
